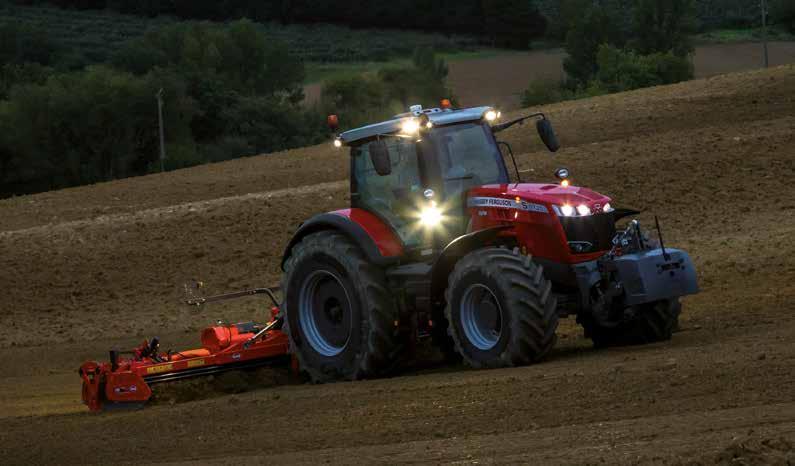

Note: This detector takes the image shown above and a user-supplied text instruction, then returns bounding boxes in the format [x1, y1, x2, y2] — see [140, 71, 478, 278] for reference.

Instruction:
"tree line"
[0, 19, 453, 197]
[13, 0, 549, 49]
[524, 0, 724, 106]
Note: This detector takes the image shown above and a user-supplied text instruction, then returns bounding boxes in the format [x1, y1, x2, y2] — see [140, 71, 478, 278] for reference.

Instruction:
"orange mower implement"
[78, 287, 291, 411]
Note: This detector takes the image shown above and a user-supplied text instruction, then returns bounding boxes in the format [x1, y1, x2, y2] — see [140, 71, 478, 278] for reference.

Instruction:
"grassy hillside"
[0, 3, 477, 65]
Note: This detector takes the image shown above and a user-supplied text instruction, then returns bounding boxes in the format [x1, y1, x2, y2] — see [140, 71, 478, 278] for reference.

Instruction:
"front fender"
[429, 225, 513, 303]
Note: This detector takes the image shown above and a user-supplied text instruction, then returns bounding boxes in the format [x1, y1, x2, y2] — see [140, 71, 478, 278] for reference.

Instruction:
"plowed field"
[1, 65, 794, 465]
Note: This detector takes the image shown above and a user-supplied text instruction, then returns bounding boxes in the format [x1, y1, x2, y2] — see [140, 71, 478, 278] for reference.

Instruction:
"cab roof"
[339, 106, 493, 145]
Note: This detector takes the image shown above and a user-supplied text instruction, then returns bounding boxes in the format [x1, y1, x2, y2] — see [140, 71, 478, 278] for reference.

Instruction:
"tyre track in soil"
[0, 66, 794, 464]
[1, 320, 793, 464]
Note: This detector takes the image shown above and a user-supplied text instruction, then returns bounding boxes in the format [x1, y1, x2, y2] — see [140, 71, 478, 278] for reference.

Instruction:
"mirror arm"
[492, 112, 546, 134]
[498, 141, 521, 183]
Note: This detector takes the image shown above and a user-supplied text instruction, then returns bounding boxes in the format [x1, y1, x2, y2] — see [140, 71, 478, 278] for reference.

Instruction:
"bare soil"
[448, 41, 795, 109]
[1, 65, 794, 465]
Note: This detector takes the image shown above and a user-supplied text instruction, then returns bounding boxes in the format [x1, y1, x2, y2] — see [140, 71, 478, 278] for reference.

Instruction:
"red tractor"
[280, 104, 699, 382]
[78, 103, 700, 410]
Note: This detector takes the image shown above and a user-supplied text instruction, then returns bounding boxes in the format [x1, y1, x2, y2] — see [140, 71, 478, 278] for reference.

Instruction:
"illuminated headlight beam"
[419, 204, 443, 227]
[401, 118, 420, 134]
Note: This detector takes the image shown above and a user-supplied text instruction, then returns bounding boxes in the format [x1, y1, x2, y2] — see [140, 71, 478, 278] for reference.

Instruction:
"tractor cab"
[335, 104, 555, 254]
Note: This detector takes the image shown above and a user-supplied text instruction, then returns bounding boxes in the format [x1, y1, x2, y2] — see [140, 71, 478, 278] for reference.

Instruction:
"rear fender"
[429, 225, 514, 303]
[281, 209, 403, 270]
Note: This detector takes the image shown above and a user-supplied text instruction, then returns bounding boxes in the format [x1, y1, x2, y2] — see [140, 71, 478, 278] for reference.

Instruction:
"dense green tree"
[0, 66, 196, 194]
[563, 5, 627, 85]
[218, 94, 324, 158]
[481, 0, 547, 48]
[562, 0, 695, 86]
[412, 46, 449, 81]
[113, 20, 304, 99]
[111, 20, 307, 150]
[14, 0, 547, 46]
[0, 62, 52, 99]
[0, 23, 61, 66]
[543, 0, 592, 40]
[321, 48, 453, 130]
[772, 0, 795, 33]
[320, 75, 391, 130]
[632, 0, 696, 57]
[595, 44, 693, 92]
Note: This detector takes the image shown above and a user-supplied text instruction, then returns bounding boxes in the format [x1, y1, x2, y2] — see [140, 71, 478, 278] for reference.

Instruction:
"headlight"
[420, 203, 443, 227]
[553, 204, 595, 217]
[401, 118, 420, 134]
[484, 110, 498, 122]
[602, 203, 613, 213]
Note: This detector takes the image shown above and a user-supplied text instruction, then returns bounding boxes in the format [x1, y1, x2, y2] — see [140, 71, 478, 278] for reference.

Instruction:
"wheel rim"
[460, 284, 503, 351]
[298, 270, 352, 357]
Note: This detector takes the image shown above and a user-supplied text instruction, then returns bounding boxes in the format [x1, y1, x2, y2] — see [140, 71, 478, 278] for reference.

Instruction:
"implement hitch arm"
[185, 286, 280, 308]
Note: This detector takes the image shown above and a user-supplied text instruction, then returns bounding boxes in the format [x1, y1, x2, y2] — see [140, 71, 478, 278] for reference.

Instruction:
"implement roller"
[79, 286, 291, 411]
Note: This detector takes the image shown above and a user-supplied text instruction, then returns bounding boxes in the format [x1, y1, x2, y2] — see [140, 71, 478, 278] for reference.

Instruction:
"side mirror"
[369, 139, 392, 176]
[536, 118, 560, 153]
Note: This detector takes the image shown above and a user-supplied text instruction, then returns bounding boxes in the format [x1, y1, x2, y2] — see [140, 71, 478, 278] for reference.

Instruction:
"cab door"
[422, 122, 510, 238]
[351, 138, 427, 249]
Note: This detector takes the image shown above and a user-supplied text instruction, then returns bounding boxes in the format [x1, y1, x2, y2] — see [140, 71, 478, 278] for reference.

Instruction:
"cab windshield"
[425, 122, 509, 191]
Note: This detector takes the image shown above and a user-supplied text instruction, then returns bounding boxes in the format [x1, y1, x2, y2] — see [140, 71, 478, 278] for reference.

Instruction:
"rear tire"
[282, 231, 398, 382]
[444, 247, 558, 368]
[579, 299, 681, 348]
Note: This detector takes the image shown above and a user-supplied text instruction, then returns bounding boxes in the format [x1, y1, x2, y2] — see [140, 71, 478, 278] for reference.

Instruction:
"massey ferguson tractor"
[80, 102, 698, 409]
[280, 103, 699, 382]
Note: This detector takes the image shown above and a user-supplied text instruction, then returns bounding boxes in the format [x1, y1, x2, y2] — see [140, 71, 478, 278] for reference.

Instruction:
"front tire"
[282, 231, 398, 382]
[444, 247, 558, 368]
[579, 299, 681, 348]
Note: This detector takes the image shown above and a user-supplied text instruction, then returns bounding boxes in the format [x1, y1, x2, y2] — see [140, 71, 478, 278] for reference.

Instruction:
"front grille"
[559, 212, 616, 254]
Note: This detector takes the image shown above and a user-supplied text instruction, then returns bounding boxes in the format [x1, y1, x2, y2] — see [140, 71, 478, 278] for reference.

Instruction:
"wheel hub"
[460, 284, 503, 351]
[299, 270, 352, 357]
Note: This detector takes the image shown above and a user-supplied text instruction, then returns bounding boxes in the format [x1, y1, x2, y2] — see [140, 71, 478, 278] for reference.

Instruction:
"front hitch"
[574, 217, 699, 316]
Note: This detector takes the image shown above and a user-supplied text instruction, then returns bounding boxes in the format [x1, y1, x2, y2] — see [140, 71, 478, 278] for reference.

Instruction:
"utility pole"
[156, 88, 166, 173]
[761, 0, 769, 68]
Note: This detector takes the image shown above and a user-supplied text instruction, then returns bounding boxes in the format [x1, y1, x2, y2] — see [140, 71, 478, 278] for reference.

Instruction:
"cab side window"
[352, 139, 423, 246]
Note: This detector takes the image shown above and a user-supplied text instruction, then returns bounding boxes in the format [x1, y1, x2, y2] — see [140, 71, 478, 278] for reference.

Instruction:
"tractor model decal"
[468, 197, 549, 214]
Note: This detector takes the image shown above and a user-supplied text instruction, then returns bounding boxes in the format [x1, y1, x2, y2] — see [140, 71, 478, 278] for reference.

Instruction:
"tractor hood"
[469, 183, 612, 213]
